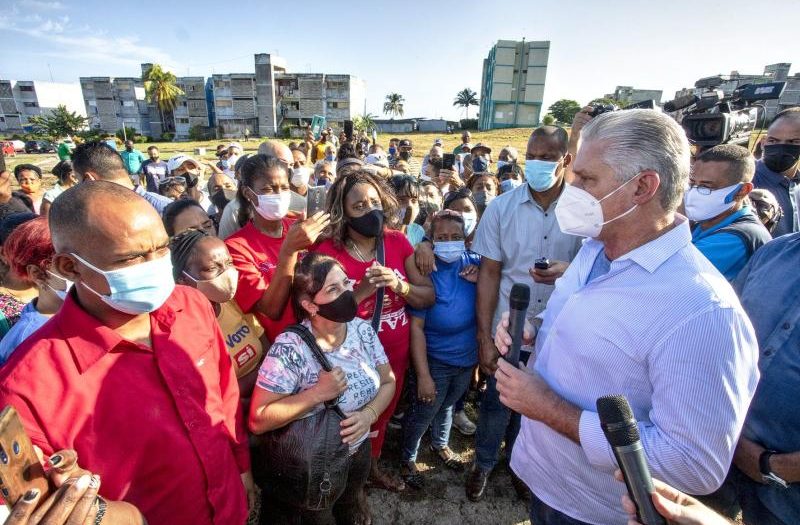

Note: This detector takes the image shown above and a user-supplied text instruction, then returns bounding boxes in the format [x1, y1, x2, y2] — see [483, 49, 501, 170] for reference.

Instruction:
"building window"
[0, 117, 4, 122]
[177, 118, 189, 124]
[19, 86, 34, 92]
[23, 102, 37, 107]
[216, 100, 232, 108]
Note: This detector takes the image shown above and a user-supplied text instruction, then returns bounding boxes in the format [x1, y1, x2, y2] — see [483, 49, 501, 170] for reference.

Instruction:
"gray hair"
[580, 109, 690, 211]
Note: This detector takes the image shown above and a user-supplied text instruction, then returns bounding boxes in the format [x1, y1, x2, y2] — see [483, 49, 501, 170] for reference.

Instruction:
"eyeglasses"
[687, 184, 713, 196]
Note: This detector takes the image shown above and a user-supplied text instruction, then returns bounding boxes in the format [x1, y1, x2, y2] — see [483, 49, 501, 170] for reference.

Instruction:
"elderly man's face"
[429, 146, 443, 162]
[209, 173, 236, 193]
[462, 132, 471, 144]
[292, 150, 307, 168]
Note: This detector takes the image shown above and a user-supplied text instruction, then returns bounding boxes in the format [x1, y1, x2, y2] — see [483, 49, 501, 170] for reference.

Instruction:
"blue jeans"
[474, 352, 529, 471]
[529, 491, 592, 525]
[401, 358, 473, 463]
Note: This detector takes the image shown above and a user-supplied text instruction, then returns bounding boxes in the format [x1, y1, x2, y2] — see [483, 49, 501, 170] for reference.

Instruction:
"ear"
[632, 170, 661, 205]
[300, 297, 318, 318]
[736, 182, 754, 200]
[27, 264, 47, 287]
[52, 253, 81, 282]
[561, 152, 573, 169]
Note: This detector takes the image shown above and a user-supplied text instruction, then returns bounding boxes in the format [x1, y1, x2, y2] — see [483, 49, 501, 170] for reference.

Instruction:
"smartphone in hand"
[442, 153, 455, 171]
[306, 185, 328, 217]
[0, 405, 50, 509]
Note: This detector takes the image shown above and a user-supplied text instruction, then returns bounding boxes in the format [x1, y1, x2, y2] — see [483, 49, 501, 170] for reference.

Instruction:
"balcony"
[325, 90, 348, 100]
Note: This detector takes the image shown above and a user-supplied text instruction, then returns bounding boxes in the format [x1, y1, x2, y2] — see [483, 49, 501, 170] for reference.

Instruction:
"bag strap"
[284, 324, 347, 419]
[370, 236, 385, 333]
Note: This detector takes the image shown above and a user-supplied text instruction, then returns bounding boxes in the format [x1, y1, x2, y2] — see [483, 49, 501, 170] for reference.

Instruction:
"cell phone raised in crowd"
[0, 405, 51, 509]
[534, 257, 551, 270]
[306, 185, 328, 217]
[344, 120, 354, 141]
[442, 153, 456, 171]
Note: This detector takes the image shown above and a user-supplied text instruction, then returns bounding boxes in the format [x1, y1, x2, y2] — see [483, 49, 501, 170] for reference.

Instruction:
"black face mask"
[399, 151, 411, 161]
[763, 144, 800, 174]
[315, 289, 358, 323]
[347, 209, 384, 238]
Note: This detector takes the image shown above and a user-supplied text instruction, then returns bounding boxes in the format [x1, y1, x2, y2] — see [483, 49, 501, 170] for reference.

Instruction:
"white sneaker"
[452, 410, 476, 436]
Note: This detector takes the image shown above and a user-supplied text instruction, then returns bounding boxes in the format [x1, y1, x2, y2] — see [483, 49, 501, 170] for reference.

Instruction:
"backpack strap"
[284, 324, 347, 419]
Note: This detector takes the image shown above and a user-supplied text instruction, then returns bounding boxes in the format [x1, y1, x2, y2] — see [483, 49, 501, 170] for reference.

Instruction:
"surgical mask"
[46, 270, 73, 301]
[684, 183, 742, 222]
[396, 205, 408, 223]
[555, 177, 640, 238]
[496, 160, 509, 170]
[762, 144, 800, 174]
[347, 209, 384, 238]
[462, 211, 478, 237]
[473, 190, 494, 211]
[315, 289, 358, 323]
[525, 159, 560, 192]
[250, 189, 291, 221]
[433, 240, 465, 263]
[183, 266, 239, 304]
[220, 159, 230, 170]
[388, 146, 397, 156]
[71, 252, 175, 315]
[325, 154, 336, 162]
[290, 167, 312, 187]
[500, 179, 522, 193]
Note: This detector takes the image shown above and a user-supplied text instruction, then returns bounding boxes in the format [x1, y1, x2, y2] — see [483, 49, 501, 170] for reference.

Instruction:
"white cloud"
[0, 12, 177, 70]
[18, 0, 66, 10]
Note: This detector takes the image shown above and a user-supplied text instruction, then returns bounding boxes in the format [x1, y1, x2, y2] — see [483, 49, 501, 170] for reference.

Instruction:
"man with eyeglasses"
[684, 144, 771, 281]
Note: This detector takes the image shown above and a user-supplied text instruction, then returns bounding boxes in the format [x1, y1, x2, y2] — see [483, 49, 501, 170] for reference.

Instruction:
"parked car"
[24, 140, 55, 153]
[10, 140, 25, 152]
[1, 141, 16, 157]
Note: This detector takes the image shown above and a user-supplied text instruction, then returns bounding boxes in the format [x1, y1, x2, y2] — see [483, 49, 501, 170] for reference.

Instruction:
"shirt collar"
[133, 184, 146, 196]
[586, 216, 692, 274]
[55, 288, 181, 373]
[519, 181, 566, 210]
[757, 160, 799, 186]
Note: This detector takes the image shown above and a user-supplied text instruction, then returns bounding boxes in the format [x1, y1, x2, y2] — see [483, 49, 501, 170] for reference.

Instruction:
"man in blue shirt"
[752, 107, 800, 237]
[685, 144, 771, 280]
[717, 234, 800, 525]
[120, 140, 147, 185]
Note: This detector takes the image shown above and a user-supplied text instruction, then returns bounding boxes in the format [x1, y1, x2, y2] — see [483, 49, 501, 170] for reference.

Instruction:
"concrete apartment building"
[173, 76, 210, 140]
[479, 40, 549, 130]
[671, 63, 800, 121]
[274, 72, 366, 136]
[0, 80, 85, 133]
[80, 76, 151, 136]
[606, 85, 663, 105]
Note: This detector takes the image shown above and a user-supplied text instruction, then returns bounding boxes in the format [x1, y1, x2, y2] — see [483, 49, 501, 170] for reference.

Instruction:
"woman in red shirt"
[225, 154, 329, 343]
[315, 169, 435, 491]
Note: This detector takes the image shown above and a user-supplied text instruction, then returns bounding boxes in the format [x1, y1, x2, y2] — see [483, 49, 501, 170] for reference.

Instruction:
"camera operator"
[686, 144, 771, 281]
[753, 107, 800, 237]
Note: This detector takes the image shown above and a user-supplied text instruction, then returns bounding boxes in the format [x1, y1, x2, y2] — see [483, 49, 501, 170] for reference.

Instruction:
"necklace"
[348, 239, 374, 262]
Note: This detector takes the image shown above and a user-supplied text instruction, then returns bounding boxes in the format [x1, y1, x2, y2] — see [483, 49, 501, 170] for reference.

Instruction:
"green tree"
[542, 113, 556, 126]
[548, 99, 581, 124]
[383, 93, 405, 118]
[453, 88, 479, 120]
[353, 113, 377, 133]
[588, 97, 631, 108]
[27, 105, 88, 139]
[143, 64, 184, 133]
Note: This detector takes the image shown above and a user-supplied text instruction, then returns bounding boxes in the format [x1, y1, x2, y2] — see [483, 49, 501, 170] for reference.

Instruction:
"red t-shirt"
[315, 230, 414, 359]
[225, 220, 296, 343]
[0, 286, 249, 525]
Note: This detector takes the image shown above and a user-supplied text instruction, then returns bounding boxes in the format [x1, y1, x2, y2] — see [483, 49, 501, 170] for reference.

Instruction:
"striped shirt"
[511, 217, 760, 525]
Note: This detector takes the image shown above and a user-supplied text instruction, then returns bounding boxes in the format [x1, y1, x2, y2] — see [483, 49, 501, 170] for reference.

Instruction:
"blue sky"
[2, 0, 799, 121]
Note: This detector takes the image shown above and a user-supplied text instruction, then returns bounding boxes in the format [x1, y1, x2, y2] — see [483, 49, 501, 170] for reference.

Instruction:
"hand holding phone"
[0, 405, 50, 508]
[442, 153, 455, 171]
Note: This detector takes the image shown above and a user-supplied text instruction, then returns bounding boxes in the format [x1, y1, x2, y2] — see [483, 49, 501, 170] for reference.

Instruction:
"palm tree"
[354, 113, 377, 133]
[383, 93, 405, 118]
[453, 88, 479, 119]
[143, 64, 184, 134]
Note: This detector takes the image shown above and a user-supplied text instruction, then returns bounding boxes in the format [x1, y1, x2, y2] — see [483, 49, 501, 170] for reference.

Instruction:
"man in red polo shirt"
[0, 181, 252, 525]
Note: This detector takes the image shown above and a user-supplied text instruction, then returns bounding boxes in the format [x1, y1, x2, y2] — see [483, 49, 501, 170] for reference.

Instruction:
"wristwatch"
[759, 450, 789, 488]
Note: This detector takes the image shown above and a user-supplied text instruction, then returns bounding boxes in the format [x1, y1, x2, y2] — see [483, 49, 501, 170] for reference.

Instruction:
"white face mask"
[290, 167, 312, 187]
[684, 183, 741, 222]
[555, 176, 640, 238]
[249, 189, 291, 221]
[462, 211, 478, 237]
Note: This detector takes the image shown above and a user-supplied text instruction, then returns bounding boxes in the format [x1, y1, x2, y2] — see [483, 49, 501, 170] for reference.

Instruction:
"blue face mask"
[433, 240, 465, 263]
[500, 178, 523, 193]
[525, 159, 561, 192]
[388, 146, 397, 156]
[72, 252, 176, 315]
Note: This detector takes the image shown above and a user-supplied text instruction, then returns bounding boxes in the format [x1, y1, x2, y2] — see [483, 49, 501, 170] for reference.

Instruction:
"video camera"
[664, 76, 786, 147]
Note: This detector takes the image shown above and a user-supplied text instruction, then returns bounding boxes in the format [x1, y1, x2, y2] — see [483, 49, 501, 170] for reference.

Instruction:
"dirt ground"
[366, 399, 530, 525]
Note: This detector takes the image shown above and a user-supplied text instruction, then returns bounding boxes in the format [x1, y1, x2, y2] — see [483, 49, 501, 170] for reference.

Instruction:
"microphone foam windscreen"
[509, 283, 530, 311]
[596, 395, 640, 447]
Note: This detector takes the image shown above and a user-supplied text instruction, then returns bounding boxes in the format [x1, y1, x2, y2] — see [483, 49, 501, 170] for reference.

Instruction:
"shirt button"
[544, 236, 548, 240]
[538, 299, 542, 303]
[764, 348, 773, 357]
[783, 322, 791, 330]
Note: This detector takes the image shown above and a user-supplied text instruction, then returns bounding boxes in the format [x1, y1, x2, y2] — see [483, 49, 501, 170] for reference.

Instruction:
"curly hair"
[3, 216, 53, 280]
[322, 169, 399, 249]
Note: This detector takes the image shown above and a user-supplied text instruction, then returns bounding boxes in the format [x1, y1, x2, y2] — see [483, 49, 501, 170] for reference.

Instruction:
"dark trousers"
[529, 491, 592, 525]
[259, 440, 371, 525]
[701, 466, 794, 525]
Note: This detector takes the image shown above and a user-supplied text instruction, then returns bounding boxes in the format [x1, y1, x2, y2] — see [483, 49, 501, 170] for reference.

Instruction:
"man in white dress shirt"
[493, 109, 760, 525]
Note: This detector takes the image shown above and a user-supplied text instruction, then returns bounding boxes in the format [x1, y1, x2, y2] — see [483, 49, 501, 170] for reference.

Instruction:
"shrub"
[161, 132, 175, 141]
[459, 119, 478, 130]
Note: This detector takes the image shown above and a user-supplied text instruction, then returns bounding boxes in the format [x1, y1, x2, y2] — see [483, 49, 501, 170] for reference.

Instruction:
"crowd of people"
[0, 106, 797, 525]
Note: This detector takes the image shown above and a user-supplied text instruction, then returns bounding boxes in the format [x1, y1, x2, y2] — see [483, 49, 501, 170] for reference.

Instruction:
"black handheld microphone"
[596, 395, 666, 525]
[504, 283, 530, 367]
